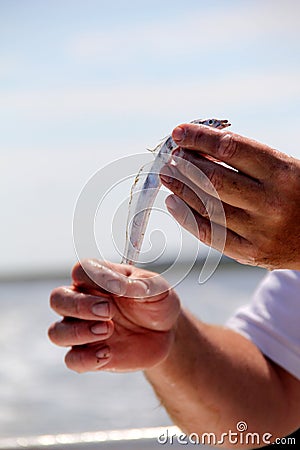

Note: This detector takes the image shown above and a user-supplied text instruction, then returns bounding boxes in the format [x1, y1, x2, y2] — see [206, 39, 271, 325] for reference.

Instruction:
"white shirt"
[226, 269, 300, 380]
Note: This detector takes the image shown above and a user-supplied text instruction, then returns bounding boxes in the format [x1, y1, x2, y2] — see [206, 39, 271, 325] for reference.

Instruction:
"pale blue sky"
[1, 0, 300, 276]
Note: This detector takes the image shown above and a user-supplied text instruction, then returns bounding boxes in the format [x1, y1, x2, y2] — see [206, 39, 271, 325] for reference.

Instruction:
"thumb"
[72, 259, 151, 298]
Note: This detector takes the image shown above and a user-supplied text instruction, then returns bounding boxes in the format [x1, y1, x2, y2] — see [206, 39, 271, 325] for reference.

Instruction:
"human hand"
[160, 123, 300, 270]
[48, 259, 180, 373]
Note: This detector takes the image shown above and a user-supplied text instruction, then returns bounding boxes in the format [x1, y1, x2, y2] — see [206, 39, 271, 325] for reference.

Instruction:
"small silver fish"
[122, 118, 230, 265]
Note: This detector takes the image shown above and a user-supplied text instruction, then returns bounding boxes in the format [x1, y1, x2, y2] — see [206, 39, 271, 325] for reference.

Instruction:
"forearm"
[145, 309, 299, 447]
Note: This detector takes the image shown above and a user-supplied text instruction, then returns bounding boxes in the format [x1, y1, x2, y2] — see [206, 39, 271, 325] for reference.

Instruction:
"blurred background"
[0, 0, 299, 442]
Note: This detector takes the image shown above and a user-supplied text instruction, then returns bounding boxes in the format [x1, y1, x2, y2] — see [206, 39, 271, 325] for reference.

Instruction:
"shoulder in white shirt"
[226, 270, 300, 380]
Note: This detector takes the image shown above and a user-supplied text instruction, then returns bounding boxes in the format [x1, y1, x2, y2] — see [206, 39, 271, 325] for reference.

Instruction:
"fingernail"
[106, 279, 122, 295]
[92, 302, 109, 317]
[172, 126, 185, 143]
[91, 322, 108, 335]
[128, 278, 150, 297]
[96, 346, 110, 360]
[166, 195, 181, 211]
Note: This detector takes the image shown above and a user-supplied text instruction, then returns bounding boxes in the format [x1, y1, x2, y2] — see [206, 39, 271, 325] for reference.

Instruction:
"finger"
[65, 342, 111, 373]
[172, 123, 284, 179]
[168, 151, 263, 211]
[165, 195, 256, 264]
[50, 286, 114, 320]
[72, 259, 149, 297]
[48, 318, 114, 347]
[160, 168, 251, 236]
[64, 330, 170, 373]
[71, 259, 133, 296]
[72, 259, 172, 300]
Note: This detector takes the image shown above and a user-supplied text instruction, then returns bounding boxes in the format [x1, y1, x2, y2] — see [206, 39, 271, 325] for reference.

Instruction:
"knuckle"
[74, 292, 84, 317]
[233, 241, 275, 265]
[195, 198, 208, 218]
[177, 157, 193, 178]
[217, 132, 238, 161]
[50, 286, 77, 316]
[247, 249, 264, 267]
[194, 189, 211, 219]
[171, 177, 185, 195]
[271, 209, 285, 228]
[104, 321, 114, 337]
[200, 166, 223, 193]
[180, 183, 192, 202]
[207, 168, 223, 192]
[48, 323, 58, 343]
[146, 273, 170, 298]
[270, 155, 298, 185]
[182, 125, 197, 147]
[264, 193, 286, 224]
[202, 196, 215, 219]
[189, 126, 205, 149]
[179, 202, 192, 229]
[65, 350, 78, 372]
[48, 322, 66, 346]
[71, 261, 84, 282]
[49, 287, 62, 310]
[198, 221, 211, 244]
[192, 130, 202, 148]
[72, 258, 99, 287]
[71, 322, 84, 342]
[65, 349, 86, 373]
[73, 291, 94, 318]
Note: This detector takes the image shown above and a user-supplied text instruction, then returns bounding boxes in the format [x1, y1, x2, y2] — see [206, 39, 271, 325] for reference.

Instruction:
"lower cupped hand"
[48, 259, 181, 373]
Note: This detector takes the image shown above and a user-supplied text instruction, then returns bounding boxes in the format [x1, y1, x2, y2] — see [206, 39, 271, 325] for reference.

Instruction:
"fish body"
[122, 118, 230, 265]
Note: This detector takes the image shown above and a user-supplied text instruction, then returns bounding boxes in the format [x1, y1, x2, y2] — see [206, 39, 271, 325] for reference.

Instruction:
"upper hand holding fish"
[160, 123, 300, 270]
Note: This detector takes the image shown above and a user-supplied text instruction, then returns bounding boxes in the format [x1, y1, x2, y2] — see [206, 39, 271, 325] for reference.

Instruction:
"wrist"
[144, 308, 191, 376]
